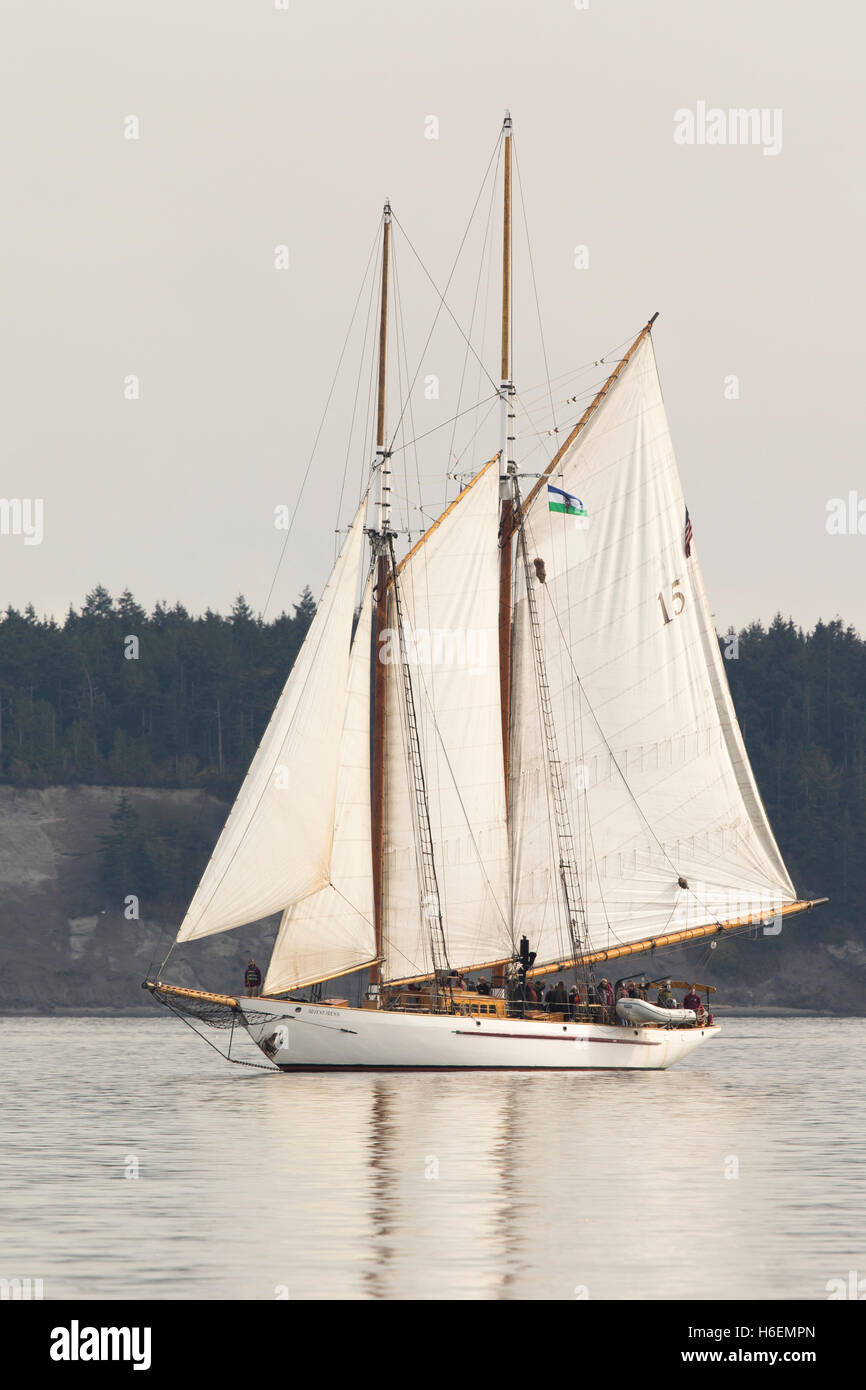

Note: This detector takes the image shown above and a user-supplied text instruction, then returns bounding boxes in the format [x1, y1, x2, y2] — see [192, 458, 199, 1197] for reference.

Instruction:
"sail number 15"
[657, 578, 685, 626]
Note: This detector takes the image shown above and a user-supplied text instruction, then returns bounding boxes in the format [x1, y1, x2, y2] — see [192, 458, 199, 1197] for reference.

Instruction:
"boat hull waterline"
[239, 998, 720, 1071]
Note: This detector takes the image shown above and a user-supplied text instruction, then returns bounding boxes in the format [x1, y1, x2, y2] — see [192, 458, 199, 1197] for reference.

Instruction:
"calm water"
[1, 1015, 863, 1300]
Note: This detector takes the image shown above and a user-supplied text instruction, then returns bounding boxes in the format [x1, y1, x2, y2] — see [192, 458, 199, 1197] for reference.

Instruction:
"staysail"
[381, 460, 513, 982]
[509, 334, 797, 967]
[264, 578, 378, 993]
[176, 497, 369, 942]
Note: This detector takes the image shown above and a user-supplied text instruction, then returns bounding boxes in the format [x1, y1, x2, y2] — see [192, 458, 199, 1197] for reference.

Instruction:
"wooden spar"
[369, 202, 392, 988]
[381, 898, 828, 988]
[500, 115, 511, 388]
[524, 898, 829, 978]
[498, 111, 514, 807]
[496, 111, 514, 999]
[376, 208, 391, 460]
[145, 982, 240, 1009]
[521, 311, 659, 515]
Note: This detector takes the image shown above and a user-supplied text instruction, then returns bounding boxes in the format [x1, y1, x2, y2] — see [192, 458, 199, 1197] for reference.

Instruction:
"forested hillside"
[0, 591, 864, 959]
[0, 585, 316, 797]
[722, 616, 866, 925]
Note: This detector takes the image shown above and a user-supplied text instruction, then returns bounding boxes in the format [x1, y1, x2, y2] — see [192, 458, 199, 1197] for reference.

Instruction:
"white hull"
[239, 998, 719, 1071]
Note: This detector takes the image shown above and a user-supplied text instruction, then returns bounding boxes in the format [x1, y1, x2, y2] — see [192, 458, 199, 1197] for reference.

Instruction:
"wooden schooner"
[146, 114, 825, 1071]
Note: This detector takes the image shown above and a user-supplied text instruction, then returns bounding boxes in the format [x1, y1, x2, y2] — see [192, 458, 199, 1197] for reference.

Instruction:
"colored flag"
[548, 484, 586, 517]
[684, 506, 693, 558]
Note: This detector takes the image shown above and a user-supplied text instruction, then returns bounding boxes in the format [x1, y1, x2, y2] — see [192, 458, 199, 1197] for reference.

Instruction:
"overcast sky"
[2, 0, 863, 634]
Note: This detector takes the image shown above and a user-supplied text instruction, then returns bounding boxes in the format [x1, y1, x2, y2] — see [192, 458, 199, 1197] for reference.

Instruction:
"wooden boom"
[525, 898, 829, 978]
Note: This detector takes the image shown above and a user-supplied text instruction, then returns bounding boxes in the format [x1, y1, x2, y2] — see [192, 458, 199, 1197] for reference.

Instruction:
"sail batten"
[175, 498, 369, 943]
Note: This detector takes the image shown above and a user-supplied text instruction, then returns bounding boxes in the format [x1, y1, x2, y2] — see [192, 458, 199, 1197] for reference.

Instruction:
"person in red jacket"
[683, 984, 702, 1011]
[244, 959, 262, 997]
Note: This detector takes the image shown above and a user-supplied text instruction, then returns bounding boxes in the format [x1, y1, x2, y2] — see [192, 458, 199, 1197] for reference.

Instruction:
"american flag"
[684, 506, 693, 558]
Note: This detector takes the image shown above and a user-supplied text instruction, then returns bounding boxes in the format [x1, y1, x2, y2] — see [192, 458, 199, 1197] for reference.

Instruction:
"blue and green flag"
[547, 484, 586, 517]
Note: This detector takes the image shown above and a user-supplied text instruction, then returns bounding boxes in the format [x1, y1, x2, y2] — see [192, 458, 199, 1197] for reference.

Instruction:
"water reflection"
[1, 1016, 863, 1299]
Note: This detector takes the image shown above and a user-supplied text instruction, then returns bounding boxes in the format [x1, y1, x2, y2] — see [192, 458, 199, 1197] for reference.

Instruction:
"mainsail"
[176, 497, 369, 942]
[264, 578, 378, 993]
[509, 334, 798, 967]
[381, 460, 513, 981]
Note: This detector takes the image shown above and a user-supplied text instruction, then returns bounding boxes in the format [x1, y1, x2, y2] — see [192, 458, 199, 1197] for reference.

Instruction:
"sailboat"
[145, 114, 825, 1071]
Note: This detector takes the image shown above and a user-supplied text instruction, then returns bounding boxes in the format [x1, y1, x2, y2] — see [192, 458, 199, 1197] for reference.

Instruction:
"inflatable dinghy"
[616, 998, 697, 1026]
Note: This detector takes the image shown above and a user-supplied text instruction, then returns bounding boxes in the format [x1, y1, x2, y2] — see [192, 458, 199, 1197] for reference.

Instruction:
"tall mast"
[497, 111, 515, 796]
[495, 113, 514, 1000]
[369, 200, 392, 988]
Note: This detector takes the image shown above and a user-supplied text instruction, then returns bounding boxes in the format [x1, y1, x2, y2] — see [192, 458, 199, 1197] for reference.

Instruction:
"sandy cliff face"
[0, 786, 862, 1013]
[0, 786, 276, 1010]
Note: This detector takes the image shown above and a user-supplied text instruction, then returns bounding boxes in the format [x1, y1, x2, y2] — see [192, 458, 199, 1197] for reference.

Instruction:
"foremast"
[369, 200, 392, 989]
[369, 200, 452, 998]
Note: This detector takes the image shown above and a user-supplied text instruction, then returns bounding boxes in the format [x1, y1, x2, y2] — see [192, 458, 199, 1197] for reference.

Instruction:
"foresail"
[510, 334, 797, 966]
[264, 579, 378, 993]
[381, 461, 512, 981]
[176, 498, 369, 942]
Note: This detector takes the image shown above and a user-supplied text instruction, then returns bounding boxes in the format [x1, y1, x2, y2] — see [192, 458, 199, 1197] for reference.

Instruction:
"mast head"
[383, 198, 392, 222]
[503, 109, 512, 134]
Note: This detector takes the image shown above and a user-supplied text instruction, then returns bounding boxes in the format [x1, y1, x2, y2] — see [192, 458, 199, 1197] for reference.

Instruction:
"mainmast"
[369, 200, 392, 989]
[498, 111, 515, 795]
[495, 113, 516, 1000]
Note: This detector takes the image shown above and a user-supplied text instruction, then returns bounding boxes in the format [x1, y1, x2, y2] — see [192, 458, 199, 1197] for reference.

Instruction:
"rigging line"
[388, 535, 452, 984]
[387, 394, 499, 455]
[517, 494, 739, 939]
[516, 338, 635, 403]
[470, 166, 499, 477]
[510, 533, 570, 964]
[448, 397, 500, 471]
[155, 993, 279, 1070]
[327, 880, 376, 932]
[447, 137, 502, 508]
[391, 231, 423, 546]
[390, 235, 411, 540]
[338, 225, 386, 535]
[517, 380, 619, 436]
[512, 136, 557, 435]
[509, 374, 619, 458]
[388, 207, 502, 441]
[384, 128, 503, 459]
[401, 461, 449, 925]
[361, 249, 384, 524]
[532, 570, 725, 933]
[514, 479, 590, 976]
[262, 218, 381, 619]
